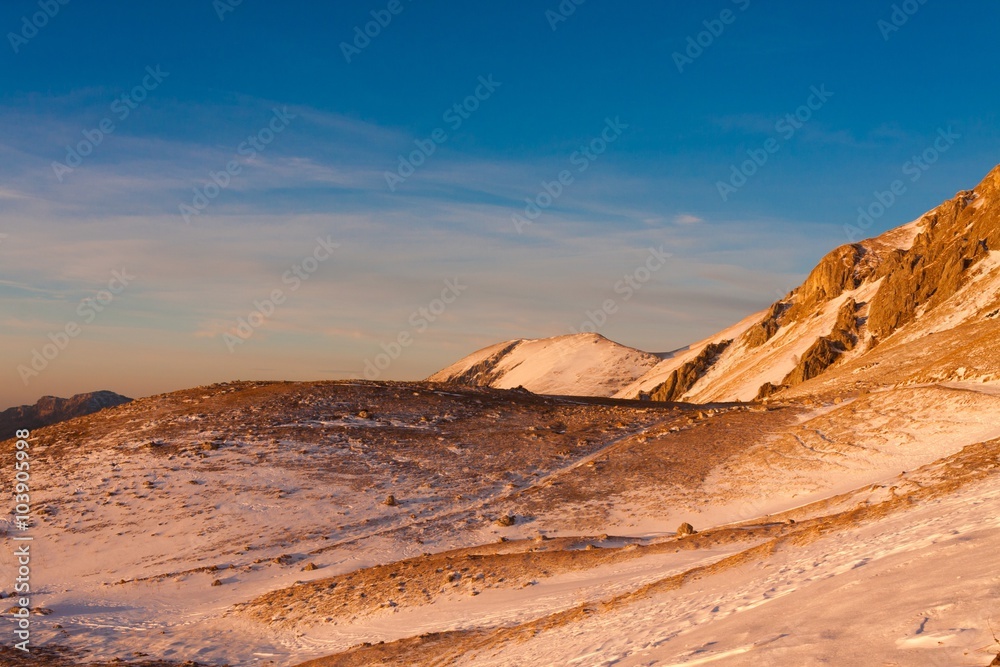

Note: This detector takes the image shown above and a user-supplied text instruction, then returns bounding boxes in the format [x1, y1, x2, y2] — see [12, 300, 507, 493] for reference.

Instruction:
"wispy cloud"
[0, 94, 828, 408]
[673, 213, 704, 225]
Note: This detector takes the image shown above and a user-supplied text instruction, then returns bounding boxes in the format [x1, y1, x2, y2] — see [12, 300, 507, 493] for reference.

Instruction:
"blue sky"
[1, 0, 999, 408]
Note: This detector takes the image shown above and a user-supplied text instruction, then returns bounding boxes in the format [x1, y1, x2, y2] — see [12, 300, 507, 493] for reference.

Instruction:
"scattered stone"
[211, 579, 222, 587]
[302, 562, 319, 572]
[677, 522, 697, 537]
[383, 494, 398, 507]
[495, 514, 516, 527]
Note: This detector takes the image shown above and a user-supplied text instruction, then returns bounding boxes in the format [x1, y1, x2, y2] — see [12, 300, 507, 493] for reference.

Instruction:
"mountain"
[0, 390, 132, 439]
[427, 332, 662, 397]
[432, 165, 1000, 403]
[6, 168, 1000, 667]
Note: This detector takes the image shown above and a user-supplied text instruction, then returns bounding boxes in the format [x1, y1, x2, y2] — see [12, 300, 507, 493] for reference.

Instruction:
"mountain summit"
[432, 165, 1000, 401]
[428, 333, 662, 397]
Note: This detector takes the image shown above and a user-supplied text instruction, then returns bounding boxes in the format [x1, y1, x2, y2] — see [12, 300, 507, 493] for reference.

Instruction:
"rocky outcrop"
[649, 340, 732, 402]
[743, 239, 875, 354]
[742, 301, 788, 349]
[758, 298, 861, 398]
[755, 382, 786, 400]
[782, 337, 842, 387]
[0, 390, 132, 439]
[751, 167, 1000, 398]
[783, 244, 875, 323]
[869, 167, 1000, 341]
[828, 298, 860, 351]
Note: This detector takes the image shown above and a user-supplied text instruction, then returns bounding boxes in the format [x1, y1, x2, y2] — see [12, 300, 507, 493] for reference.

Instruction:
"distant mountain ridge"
[431, 164, 1000, 401]
[0, 390, 133, 439]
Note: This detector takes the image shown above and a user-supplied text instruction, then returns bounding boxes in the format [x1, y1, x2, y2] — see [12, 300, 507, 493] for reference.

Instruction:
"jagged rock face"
[784, 244, 871, 323]
[743, 302, 786, 349]
[868, 181, 1000, 341]
[650, 340, 731, 402]
[782, 337, 842, 387]
[743, 242, 879, 355]
[828, 298, 860, 351]
[0, 390, 132, 438]
[751, 298, 862, 401]
[745, 167, 1000, 400]
[780, 299, 861, 389]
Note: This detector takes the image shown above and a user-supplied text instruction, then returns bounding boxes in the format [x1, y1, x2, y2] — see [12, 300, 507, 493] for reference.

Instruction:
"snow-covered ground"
[4, 379, 1000, 666]
[467, 476, 1000, 666]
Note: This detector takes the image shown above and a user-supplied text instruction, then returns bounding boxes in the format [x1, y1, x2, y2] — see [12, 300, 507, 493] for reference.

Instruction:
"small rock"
[302, 562, 319, 571]
[383, 494, 398, 507]
[211, 579, 223, 586]
[677, 522, 697, 537]
[495, 514, 516, 527]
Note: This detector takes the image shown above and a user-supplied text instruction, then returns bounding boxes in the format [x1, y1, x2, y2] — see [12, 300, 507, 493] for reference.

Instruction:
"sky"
[1, 0, 999, 409]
